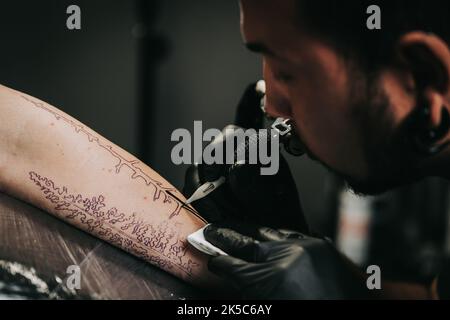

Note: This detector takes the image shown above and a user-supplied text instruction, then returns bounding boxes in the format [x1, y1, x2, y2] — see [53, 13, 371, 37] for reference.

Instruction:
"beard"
[309, 72, 424, 196]
[345, 78, 426, 195]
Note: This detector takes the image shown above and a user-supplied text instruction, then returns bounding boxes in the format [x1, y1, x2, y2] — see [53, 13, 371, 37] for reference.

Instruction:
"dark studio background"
[0, 0, 449, 285]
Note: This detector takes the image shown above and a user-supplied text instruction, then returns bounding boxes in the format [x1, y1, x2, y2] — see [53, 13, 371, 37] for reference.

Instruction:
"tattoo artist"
[184, 0, 450, 299]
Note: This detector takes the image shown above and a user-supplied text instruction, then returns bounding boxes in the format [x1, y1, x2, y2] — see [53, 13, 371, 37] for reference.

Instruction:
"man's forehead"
[240, 0, 299, 38]
[239, 0, 304, 57]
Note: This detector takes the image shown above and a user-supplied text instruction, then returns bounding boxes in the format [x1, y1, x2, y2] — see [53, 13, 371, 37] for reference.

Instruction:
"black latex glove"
[204, 222, 369, 299]
[183, 148, 309, 233]
[183, 84, 308, 232]
[183, 124, 243, 223]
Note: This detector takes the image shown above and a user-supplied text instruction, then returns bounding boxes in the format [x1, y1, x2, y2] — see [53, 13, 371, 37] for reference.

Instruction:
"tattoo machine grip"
[223, 82, 309, 233]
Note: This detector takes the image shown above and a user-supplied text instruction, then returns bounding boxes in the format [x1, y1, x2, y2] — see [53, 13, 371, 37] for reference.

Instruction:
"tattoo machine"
[185, 79, 306, 205]
[187, 80, 309, 256]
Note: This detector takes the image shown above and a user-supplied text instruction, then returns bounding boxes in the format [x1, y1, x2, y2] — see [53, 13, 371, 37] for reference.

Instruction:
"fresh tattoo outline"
[28, 171, 199, 276]
[20, 94, 204, 221]
[18, 93, 208, 278]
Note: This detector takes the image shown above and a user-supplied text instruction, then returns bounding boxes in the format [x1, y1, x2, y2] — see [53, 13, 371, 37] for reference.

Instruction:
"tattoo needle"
[185, 177, 226, 204]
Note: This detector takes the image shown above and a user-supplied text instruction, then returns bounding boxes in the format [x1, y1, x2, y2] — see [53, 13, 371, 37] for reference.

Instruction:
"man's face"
[240, 0, 419, 195]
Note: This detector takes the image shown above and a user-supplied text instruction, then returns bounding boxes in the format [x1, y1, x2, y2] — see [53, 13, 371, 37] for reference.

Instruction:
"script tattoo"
[29, 171, 199, 277]
[19, 94, 200, 220]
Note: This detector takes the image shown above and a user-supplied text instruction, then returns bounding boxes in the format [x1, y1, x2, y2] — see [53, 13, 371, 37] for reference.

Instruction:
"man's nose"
[263, 62, 292, 119]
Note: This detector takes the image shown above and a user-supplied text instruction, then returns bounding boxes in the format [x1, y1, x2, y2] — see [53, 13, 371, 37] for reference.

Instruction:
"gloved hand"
[183, 82, 308, 233]
[204, 222, 369, 299]
[183, 147, 308, 232]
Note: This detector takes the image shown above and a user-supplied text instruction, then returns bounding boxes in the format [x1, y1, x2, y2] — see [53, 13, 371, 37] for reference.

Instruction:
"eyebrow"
[245, 42, 277, 57]
[245, 42, 289, 63]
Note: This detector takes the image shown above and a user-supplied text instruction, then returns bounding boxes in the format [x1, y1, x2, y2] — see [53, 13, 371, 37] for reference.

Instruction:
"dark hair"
[297, 0, 450, 70]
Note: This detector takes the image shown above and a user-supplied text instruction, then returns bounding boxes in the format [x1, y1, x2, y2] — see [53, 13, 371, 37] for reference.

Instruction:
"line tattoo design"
[20, 94, 204, 221]
[18, 94, 208, 277]
[29, 171, 199, 277]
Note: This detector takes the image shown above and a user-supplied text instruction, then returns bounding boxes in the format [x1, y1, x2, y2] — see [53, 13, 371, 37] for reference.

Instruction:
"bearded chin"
[342, 171, 414, 196]
[341, 131, 419, 196]
[332, 80, 423, 196]
[342, 124, 423, 196]
[310, 131, 422, 196]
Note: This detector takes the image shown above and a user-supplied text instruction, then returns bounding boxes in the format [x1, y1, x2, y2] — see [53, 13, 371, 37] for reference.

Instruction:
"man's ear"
[397, 32, 450, 155]
[398, 32, 450, 127]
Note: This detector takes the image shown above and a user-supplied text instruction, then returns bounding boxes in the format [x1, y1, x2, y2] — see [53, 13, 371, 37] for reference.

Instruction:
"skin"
[0, 85, 219, 288]
[239, 0, 450, 298]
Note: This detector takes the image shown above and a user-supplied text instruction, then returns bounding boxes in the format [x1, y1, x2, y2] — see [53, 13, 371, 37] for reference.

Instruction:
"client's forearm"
[0, 85, 212, 286]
